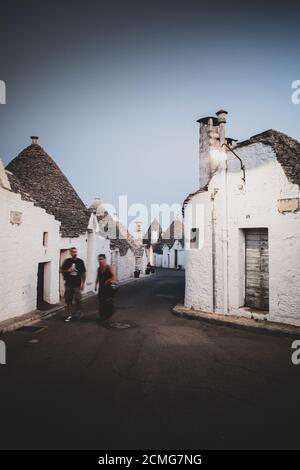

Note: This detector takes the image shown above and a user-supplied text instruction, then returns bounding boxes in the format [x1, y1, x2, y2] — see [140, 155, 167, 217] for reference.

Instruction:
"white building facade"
[90, 198, 142, 281]
[184, 111, 300, 326]
[160, 240, 185, 269]
[0, 160, 61, 322]
[0, 138, 139, 323]
[145, 219, 186, 269]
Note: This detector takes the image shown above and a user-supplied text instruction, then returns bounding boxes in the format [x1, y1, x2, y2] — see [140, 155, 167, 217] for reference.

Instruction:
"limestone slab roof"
[6, 143, 90, 237]
[236, 129, 300, 188]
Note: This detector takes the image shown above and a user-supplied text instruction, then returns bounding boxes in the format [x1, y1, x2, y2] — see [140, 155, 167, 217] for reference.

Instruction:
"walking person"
[61, 247, 86, 322]
[95, 254, 116, 320]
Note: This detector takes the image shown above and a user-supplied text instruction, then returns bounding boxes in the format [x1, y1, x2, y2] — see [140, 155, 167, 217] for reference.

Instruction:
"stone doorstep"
[0, 274, 154, 334]
[172, 304, 300, 337]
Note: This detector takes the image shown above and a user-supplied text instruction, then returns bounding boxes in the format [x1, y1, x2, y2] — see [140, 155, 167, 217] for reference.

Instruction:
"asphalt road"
[0, 269, 300, 450]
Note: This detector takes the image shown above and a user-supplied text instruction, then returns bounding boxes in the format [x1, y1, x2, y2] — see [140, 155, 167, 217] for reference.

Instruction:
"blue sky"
[0, 0, 299, 224]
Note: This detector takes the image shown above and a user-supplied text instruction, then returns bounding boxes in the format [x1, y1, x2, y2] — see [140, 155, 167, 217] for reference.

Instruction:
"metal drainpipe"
[219, 122, 229, 315]
[211, 193, 216, 313]
[222, 159, 229, 314]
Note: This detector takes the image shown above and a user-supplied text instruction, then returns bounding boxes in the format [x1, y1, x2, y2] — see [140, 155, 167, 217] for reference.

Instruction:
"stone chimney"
[30, 136, 39, 145]
[216, 110, 228, 146]
[134, 221, 143, 245]
[197, 110, 228, 188]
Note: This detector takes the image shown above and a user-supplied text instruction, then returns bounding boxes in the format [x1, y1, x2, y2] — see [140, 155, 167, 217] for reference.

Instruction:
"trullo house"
[183, 111, 300, 326]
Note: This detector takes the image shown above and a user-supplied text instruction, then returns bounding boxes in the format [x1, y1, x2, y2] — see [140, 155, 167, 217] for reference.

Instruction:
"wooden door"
[245, 228, 269, 311]
[37, 263, 45, 310]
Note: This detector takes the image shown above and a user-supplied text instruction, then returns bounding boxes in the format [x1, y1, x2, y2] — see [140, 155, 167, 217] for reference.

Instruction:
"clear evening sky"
[0, 0, 299, 223]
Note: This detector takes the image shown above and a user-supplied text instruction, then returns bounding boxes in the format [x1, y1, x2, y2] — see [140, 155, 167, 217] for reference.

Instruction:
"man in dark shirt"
[61, 247, 86, 322]
[95, 253, 116, 320]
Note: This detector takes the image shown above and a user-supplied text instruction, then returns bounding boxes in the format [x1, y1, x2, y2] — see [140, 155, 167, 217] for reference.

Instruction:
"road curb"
[172, 304, 300, 337]
[0, 292, 96, 334]
[0, 305, 63, 334]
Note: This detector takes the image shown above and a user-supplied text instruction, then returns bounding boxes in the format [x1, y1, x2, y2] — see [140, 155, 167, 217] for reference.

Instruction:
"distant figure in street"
[61, 247, 86, 322]
[95, 254, 116, 320]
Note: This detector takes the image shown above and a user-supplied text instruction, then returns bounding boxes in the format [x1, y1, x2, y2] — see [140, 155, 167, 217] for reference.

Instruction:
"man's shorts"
[64, 286, 82, 305]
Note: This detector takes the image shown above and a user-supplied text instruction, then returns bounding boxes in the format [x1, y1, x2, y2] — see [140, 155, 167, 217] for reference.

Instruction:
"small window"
[43, 232, 48, 247]
[190, 228, 199, 249]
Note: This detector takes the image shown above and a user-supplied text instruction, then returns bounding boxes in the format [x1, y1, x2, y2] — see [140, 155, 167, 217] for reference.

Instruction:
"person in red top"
[95, 254, 116, 320]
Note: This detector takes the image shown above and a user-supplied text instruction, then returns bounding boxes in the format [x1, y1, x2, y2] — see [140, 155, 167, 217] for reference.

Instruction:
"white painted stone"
[0, 185, 60, 321]
[160, 240, 185, 269]
[184, 140, 300, 326]
[1, 185, 138, 322]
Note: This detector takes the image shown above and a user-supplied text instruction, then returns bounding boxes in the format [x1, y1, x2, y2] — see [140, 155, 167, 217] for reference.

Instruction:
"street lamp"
[211, 143, 246, 183]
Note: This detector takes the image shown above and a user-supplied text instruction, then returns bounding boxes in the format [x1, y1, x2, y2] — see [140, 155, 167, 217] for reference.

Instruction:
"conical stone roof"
[6, 140, 90, 237]
[143, 218, 163, 245]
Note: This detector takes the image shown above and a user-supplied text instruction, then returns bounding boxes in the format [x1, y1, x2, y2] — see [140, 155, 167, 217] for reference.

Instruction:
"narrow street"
[0, 269, 299, 450]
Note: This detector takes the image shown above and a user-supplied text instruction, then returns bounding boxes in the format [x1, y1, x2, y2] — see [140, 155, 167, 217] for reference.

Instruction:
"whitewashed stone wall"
[0, 185, 61, 321]
[161, 241, 185, 269]
[154, 253, 162, 267]
[185, 142, 300, 326]
[0, 187, 140, 323]
[112, 249, 136, 282]
[136, 247, 148, 274]
[58, 234, 90, 296]
[147, 245, 154, 266]
[177, 247, 186, 268]
[95, 235, 112, 263]
[185, 191, 214, 312]
[141, 247, 148, 273]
